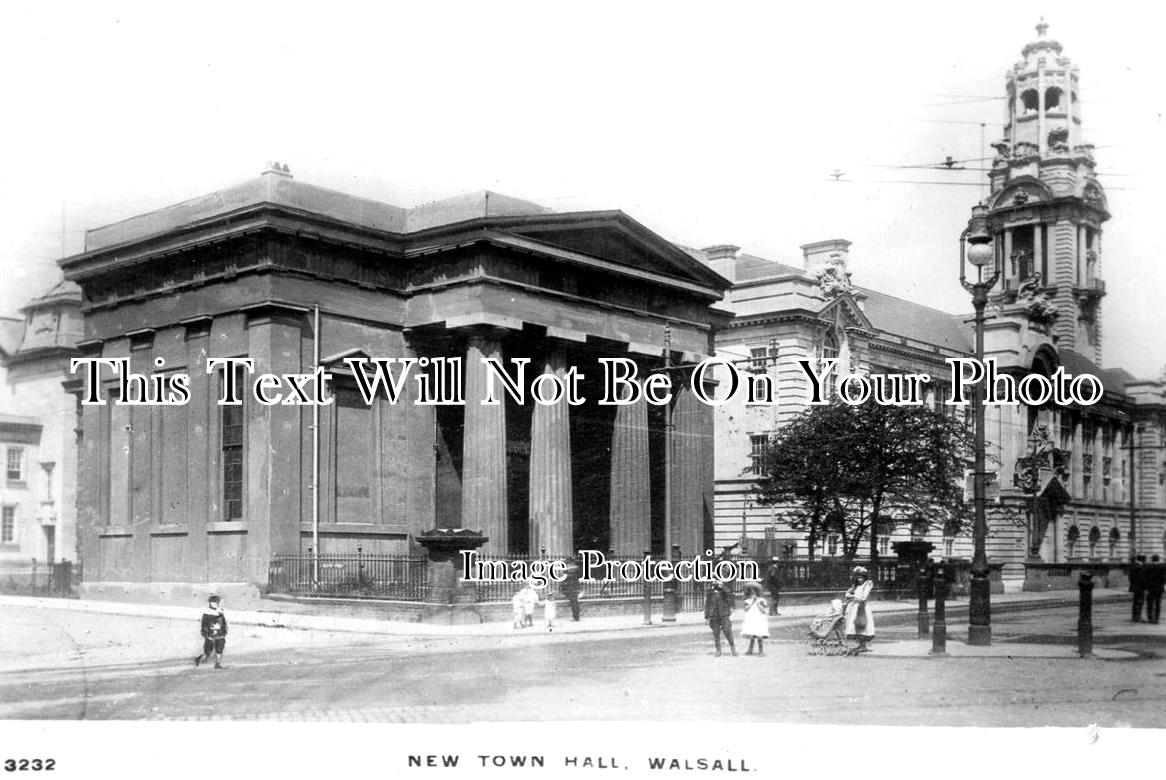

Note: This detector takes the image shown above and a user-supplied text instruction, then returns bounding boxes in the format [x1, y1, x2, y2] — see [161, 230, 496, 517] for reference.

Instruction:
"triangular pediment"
[502, 213, 729, 293]
[815, 293, 872, 331]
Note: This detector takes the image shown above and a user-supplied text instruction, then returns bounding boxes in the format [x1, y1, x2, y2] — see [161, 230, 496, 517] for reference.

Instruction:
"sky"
[1, 1, 1162, 377]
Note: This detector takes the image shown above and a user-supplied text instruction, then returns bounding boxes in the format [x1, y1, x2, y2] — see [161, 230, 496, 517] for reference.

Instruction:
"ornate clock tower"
[986, 19, 1109, 365]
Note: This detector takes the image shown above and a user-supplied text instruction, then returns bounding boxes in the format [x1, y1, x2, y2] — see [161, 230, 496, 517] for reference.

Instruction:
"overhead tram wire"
[921, 97, 1008, 108]
[825, 177, 1140, 191]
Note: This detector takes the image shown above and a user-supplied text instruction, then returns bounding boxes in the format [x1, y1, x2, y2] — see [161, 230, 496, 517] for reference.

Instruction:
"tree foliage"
[753, 400, 973, 559]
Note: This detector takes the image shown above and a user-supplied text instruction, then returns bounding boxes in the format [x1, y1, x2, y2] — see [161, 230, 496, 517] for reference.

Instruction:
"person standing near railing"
[1130, 555, 1147, 622]
[520, 581, 539, 628]
[1146, 555, 1164, 625]
[561, 556, 583, 622]
[763, 557, 781, 616]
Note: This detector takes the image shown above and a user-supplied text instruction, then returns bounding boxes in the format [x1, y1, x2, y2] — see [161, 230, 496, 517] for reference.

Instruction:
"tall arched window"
[822, 332, 839, 362]
[1044, 86, 1063, 111]
[1067, 525, 1080, 559]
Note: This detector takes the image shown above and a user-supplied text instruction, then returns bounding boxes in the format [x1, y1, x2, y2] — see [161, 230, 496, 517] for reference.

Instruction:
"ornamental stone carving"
[1018, 272, 1058, 327]
[815, 252, 853, 298]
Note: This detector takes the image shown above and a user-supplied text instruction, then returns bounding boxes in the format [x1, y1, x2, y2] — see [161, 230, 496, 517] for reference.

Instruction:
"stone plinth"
[417, 529, 489, 606]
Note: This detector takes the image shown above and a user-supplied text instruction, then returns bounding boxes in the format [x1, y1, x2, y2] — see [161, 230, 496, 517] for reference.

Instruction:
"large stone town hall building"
[1, 22, 1161, 597]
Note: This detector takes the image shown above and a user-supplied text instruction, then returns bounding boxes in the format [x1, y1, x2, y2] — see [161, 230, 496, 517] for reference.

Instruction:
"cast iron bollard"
[917, 563, 931, 639]
[1078, 572, 1094, 658]
[931, 563, 948, 656]
[642, 548, 653, 626]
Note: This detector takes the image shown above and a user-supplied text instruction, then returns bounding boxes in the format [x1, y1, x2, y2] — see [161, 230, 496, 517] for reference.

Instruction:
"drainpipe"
[312, 305, 321, 588]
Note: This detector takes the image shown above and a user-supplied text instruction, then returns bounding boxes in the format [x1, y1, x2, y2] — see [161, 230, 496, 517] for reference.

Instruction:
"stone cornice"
[60, 204, 408, 281]
[61, 204, 727, 300]
[2, 344, 79, 369]
[407, 276, 718, 334]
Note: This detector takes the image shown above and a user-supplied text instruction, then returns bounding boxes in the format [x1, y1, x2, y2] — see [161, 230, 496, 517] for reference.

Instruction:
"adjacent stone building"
[0, 282, 82, 570]
[704, 22, 1166, 589]
[61, 167, 729, 592]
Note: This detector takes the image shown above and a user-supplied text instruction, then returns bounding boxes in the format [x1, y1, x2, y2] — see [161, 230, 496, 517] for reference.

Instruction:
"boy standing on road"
[704, 581, 737, 657]
[195, 595, 228, 669]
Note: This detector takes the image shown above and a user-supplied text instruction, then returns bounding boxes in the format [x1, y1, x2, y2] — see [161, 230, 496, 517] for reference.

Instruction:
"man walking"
[704, 581, 737, 657]
[1130, 555, 1147, 622]
[764, 557, 782, 616]
[1145, 554, 1164, 625]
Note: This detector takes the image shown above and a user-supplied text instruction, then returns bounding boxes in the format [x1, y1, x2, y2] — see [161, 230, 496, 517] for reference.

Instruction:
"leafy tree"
[753, 400, 973, 559]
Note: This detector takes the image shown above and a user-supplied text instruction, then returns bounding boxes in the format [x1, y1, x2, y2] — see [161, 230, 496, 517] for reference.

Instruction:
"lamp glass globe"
[966, 241, 994, 268]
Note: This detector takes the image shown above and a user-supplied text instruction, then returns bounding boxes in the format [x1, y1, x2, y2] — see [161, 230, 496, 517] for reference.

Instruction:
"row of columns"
[458, 329, 707, 558]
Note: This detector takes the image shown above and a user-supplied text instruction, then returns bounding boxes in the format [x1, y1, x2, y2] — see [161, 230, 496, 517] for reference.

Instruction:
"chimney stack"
[800, 239, 851, 275]
[701, 244, 740, 282]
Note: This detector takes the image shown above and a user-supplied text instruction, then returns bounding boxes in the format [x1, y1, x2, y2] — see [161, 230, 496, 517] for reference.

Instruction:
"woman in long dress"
[741, 582, 770, 656]
[843, 566, 875, 652]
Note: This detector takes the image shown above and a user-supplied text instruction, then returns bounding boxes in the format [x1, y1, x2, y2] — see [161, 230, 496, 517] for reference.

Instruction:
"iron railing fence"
[268, 552, 430, 601]
[267, 551, 909, 606]
[728, 554, 899, 595]
[0, 559, 77, 596]
[468, 554, 679, 603]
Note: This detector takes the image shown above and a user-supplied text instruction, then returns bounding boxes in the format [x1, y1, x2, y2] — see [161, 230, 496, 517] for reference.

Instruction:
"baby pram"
[807, 598, 858, 656]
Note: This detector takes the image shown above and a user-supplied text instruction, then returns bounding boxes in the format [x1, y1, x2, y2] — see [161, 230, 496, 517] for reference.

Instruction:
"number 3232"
[4, 759, 55, 772]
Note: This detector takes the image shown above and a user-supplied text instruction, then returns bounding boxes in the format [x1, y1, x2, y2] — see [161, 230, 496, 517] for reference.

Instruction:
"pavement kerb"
[0, 590, 1131, 640]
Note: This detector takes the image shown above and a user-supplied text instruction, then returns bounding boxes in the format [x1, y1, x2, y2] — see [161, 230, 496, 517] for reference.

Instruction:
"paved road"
[2, 601, 1163, 726]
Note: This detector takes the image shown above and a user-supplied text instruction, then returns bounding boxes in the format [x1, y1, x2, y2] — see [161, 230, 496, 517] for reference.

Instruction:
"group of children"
[705, 581, 771, 657]
[512, 582, 557, 631]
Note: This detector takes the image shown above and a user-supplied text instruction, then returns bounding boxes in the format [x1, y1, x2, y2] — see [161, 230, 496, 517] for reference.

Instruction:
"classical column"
[461, 330, 508, 555]
[529, 350, 572, 557]
[1033, 224, 1044, 279]
[670, 371, 707, 558]
[1077, 224, 1086, 285]
[609, 377, 650, 555]
[1004, 229, 1014, 280]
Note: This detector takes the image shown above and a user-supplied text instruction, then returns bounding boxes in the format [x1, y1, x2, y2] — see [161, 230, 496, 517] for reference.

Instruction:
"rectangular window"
[749, 347, 769, 373]
[827, 534, 840, 557]
[40, 462, 55, 502]
[221, 364, 245, 520]
[944, 537, 955, 557]
[877, 536, 889, 556]
[748, 434, 768, 476]
[6, 447, 23, 482]
[334, 388, 374, 524]
[1, 505, 14, 543]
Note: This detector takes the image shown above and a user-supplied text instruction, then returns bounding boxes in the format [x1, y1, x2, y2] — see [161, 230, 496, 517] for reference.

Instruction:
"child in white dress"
[741, 582, 770, 656]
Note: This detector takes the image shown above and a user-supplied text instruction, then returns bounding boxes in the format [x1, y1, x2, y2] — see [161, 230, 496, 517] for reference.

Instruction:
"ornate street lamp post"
[959, 202, 1002, 646]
